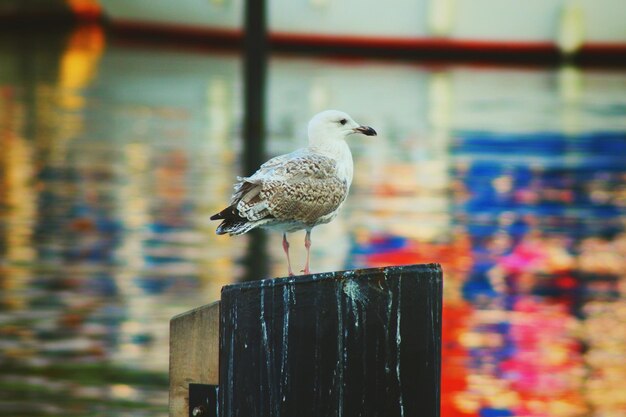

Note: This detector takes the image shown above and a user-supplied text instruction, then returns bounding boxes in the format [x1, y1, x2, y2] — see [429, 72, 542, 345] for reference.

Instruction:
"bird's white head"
[307, 110, 377, 146]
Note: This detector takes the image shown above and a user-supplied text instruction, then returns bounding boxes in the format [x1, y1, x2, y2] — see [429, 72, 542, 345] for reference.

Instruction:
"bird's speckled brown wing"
[234, 151, 348, 225]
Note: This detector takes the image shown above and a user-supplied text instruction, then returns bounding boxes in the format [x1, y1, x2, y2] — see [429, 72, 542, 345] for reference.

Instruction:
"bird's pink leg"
[303, 230, 312, 275]
[282, 233, 294, 277]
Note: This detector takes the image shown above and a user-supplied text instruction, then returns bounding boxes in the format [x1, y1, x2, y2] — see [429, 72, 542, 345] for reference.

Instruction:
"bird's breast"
[313, 140, 354, 187]
[335, 157, 353, 189]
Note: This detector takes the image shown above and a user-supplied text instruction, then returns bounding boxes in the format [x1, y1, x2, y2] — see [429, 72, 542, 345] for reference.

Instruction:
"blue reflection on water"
[454, 131, 625, 306]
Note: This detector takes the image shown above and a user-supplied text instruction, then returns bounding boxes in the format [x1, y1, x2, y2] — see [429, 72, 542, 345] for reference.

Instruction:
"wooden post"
[169, 301, 220, 417]
[169, 264, 442, 417]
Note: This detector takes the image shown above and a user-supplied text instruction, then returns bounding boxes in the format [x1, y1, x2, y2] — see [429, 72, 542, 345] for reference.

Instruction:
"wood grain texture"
[169, 301, 220, 417]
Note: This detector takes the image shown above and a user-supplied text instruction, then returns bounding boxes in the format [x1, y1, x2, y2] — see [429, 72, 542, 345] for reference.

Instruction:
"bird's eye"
[339, 119, 347, 125]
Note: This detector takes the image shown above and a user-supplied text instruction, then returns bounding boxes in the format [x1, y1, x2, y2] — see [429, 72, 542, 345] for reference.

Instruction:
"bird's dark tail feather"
[210, 205, 238, 221]
[210, 205, 255, 236]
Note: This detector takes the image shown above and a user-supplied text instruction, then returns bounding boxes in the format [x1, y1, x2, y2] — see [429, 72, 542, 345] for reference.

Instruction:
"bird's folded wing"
[234, 153, 348, 224]
[231, 150, 302, 201]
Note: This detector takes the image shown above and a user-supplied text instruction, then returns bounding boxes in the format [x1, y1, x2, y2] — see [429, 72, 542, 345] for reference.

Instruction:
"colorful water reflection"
[0, 25, 625, 416]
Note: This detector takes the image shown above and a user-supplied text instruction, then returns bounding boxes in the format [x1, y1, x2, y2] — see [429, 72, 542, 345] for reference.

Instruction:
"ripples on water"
[0, 25, 625, 417]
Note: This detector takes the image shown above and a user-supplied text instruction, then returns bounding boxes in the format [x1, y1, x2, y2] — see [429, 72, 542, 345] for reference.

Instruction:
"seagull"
[210, 110, 377, 276]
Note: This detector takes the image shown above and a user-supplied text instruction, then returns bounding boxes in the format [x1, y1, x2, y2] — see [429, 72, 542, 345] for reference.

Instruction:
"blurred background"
[0, 1, 625, 416]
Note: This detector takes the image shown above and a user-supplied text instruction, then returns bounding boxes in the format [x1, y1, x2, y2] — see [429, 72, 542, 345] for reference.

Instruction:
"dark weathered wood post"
[169, 264, 442, 417]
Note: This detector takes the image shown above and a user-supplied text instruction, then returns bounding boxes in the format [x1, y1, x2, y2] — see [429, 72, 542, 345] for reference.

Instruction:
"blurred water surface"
[0, 25, 625, 417]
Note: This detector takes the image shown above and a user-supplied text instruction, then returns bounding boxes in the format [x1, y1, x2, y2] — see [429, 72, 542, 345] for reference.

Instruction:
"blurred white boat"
[98, 0, 626, 54]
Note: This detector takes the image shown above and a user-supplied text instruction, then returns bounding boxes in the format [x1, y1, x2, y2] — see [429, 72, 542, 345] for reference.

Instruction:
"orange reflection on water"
[66, 0, 102, 19]
[0, 129, 35, 310]
[57, 24, 105, 110]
